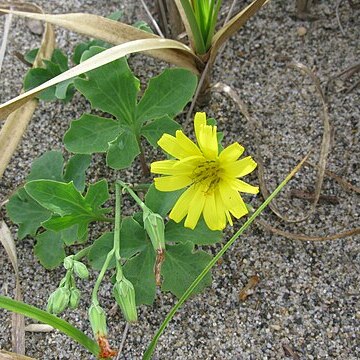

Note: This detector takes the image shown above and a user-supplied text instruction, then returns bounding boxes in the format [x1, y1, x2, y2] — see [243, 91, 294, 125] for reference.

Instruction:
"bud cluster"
[47, 256, 89, 314]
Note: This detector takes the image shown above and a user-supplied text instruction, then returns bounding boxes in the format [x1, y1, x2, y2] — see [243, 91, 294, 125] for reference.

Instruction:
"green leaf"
[120, 217, 148, 259]
[34, 230, 65, 269]
[6, 151, 91, 239]
[63, 154, 91, 192]
[25, 180, 91, 216]
[84, 179, 110, 209]
[145, 184, 184, 218]
[6, 188, 51, 239]
[88, 232, 115, 270]
[25, 180, 109, 241]
[55, 78, 75, 101]
[24, 48, 39, 64]
[27, 151, 64, 182]
[23, 49, 74, 102]
[74, 46, 139, 124]
[161, 242, 212, 298]
[165, 218, 222, 245]
[136, 68, 197, 123]
[123, 244, 156, 306]
[133, 20, 153, 33]
[106, 128, 140, 169]
[60, 225, 80, 246]
[72, 40, 109, 65]
[0, 296, 99, 357]
[64, 114, 120, 154]
[141, 115, 181, 148]
[108, 10, 123, 21]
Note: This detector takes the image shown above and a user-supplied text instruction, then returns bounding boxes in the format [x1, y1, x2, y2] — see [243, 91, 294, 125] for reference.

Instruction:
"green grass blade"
[0, 296, 99, 357]
[180, 0, 206, 54]
[142, 153, 309, 360]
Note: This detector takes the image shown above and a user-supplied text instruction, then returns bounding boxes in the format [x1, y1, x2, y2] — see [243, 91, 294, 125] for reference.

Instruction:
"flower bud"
[143, 208, 165, 251]
[63, 255, 74, 270]
[113, 277, 137, 323]
[88, 304, 107, 337]
[73, 261, 89, 279]
[69, 288, 81, 309]
[47, 287, 70, 314]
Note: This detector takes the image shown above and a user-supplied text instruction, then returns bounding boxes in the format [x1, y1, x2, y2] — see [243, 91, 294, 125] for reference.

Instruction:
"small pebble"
[297, 26, 307, 36]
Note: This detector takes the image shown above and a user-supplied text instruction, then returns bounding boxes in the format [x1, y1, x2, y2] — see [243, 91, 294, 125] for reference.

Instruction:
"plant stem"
[91, 249, 114, 305]
[114, 183, 121, 262]
[142, 153, 310, 360]
[73, 245, 92, 261]
[139, 143, 150, 177]
[117, 180, 146, 210]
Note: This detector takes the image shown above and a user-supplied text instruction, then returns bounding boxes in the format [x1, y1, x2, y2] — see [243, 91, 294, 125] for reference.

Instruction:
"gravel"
[0, 0, 359, 359]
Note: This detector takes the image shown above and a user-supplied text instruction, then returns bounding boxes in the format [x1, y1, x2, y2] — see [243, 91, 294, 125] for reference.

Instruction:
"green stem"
[142, 154, 309, 359]
[114, 183, 122, 262]
[117, 180, 146, 210]
[91, 249, 114, 305]
[73, 245, 92, 261]
[0, 296, 99, 357]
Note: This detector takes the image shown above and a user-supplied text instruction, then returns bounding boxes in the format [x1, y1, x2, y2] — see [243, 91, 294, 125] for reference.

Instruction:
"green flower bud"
[47, 287, 70, 314]
[113, 277, 137, 323]
[73, 261, 89, 279]
[63, 255, 74, 270]
[69, 288, 81, 309]
[143, 208, 165, 251]
[88, 304, 107, 337]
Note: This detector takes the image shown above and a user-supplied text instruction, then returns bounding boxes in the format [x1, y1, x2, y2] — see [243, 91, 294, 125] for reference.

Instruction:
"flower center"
[192, 160, 221, 194]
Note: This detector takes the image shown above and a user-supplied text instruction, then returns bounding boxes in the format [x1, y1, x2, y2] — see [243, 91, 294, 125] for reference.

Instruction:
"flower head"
[151, 112, 259, 231]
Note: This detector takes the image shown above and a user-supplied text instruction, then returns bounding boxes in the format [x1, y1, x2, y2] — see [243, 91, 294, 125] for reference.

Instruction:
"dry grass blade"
[0, 351, 36, 360]
[210, 0, 269, 64]
[0, 7, 199, 72]
[140, 0, 164, 37]
[0, 3, 55, 178]
[0, 10, 12, 74]
[0, 38, 198, 121]
[256, 219, 360, 241]
[0, 221, 25, 354]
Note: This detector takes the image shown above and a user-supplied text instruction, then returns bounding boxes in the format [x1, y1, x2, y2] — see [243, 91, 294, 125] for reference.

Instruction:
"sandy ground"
[0, 0, 359, 359]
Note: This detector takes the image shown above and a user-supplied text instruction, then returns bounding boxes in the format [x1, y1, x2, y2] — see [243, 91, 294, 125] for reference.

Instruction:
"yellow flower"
[150, 112, 259, 231]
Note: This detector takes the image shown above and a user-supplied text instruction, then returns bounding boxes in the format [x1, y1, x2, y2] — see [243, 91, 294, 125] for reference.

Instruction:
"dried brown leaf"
[0, 350, 36, 360]
[0, 7, 199, 72]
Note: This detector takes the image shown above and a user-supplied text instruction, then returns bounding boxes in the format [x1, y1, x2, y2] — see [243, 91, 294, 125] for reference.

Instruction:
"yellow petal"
[235, 179, 259, 194]
[151, 160, 178, 175]
[175, 131, 202, 157]
[221, 156, 257, 178]
[229, 179, 259, 194]
[194, 112, 207, 141]
[184, 186, 206, 229]
[219, 142, 245, 162]
[154, 175, 192, 191]
[158, 133, 187, 159]
[169, 185, 198, 223]
[219, 181, 248, 218]
[203, 193, 224, 230]
[197, 123, 218, 159]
